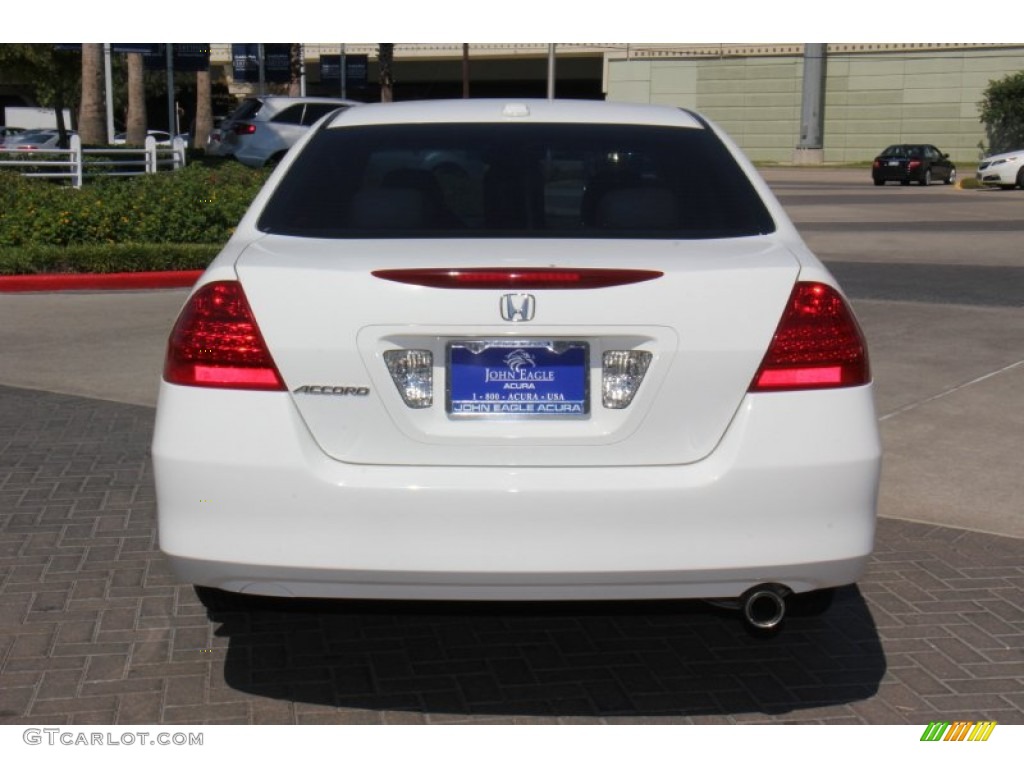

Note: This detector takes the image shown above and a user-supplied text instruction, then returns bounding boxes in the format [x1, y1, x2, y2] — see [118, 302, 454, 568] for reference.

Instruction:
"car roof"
[255, 95, 360, 105]
[323, 99, 706, 130]
[881, 144, 931, 153]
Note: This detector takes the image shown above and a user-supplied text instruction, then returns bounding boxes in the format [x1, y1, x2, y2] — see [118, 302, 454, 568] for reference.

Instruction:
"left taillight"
[164, 281, 285, 391]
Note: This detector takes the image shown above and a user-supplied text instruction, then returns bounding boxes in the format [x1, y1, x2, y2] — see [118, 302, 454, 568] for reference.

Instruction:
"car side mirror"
[942, 153, 950, 159]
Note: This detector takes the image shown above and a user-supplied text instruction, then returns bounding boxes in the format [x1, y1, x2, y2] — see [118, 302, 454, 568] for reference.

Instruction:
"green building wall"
[605, 47, 1024, 164]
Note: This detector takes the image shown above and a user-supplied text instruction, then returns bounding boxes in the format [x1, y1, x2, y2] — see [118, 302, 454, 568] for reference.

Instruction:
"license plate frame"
[447, 340, 590, 418]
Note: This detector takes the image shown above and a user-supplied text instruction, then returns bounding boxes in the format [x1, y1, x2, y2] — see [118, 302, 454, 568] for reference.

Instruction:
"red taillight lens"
[908, 160, 921, 170]
[372, 268, 662, 290]
[232, 123, 256, 135]
[164, 281, 285, 391]
[750, 282, 869, 392]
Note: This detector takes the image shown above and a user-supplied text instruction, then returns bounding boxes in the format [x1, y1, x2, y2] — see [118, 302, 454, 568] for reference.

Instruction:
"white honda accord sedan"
[153, 99, 880, 631]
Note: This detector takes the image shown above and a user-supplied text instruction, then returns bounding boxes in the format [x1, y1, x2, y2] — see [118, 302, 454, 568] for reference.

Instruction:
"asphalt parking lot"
[0, 167, 1021, 725]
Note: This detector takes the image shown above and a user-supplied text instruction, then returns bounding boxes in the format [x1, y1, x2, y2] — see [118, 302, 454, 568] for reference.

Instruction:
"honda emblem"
[500, 293, 536, 322]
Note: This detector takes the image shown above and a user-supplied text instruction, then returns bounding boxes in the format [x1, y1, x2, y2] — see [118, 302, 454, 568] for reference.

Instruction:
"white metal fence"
[0, 134, 187, 187]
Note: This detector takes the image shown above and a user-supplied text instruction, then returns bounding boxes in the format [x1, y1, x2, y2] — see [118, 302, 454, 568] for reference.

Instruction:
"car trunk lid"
[233, 236, 801, 467]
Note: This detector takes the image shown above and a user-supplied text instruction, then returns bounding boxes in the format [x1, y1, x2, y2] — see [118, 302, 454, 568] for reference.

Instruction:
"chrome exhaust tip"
[740, 584, 790, 631]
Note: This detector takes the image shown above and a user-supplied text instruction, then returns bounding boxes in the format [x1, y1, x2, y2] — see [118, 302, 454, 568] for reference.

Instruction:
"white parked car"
[1, 129, 68, 150]
[976, 148, 1024, 189]
[153, 99, 881, 632]
[111, 130, 185, 147]
[209, 95, 359, 167]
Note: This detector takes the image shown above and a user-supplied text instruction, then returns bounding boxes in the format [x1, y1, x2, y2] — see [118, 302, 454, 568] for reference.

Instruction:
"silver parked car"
[209, 96, 359, 167]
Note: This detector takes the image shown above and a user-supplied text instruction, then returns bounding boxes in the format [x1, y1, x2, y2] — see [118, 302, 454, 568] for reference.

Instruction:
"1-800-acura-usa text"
[152, 99, 880, 632]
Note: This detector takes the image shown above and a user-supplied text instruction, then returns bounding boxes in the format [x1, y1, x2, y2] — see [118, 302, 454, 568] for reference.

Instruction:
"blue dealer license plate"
[448, 341, 589, 417]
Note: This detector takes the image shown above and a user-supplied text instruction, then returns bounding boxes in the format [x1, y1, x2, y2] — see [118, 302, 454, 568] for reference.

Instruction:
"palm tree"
[378, 44, 394, 102]
[288, 43, 302, 97]
[194, 66, 213, 151]
[78, 43, 106, 145]
[125, 52, 147, 146]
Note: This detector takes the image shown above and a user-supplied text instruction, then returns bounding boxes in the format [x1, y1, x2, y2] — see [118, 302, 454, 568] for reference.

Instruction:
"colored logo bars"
[920, 721, 997, 742]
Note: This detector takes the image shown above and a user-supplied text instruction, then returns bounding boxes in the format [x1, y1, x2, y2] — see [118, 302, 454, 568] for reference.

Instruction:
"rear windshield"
[226, 99, 263, 121]
[881, 145, 922, 158]
[256, 123, 776, 239]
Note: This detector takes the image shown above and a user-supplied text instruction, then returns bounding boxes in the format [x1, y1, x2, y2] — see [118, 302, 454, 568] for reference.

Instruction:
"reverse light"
[164, 281, 285, 391]
[750, 282, 869, 392]
[384, 350, 433, 408]
[602, 350, 652, 409]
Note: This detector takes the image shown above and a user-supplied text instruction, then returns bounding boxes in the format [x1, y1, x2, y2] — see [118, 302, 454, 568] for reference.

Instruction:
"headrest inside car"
[348, 188, 429, 230]
[595, 187, 678, 230]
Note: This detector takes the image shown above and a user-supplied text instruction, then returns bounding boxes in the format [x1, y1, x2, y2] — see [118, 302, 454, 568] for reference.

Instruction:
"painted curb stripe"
[0, 270, 203, 293]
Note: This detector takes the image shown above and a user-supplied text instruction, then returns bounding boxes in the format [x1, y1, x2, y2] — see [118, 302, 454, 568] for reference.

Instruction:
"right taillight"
[164, 281, 285, 391]
[750, 282, 870, 392]
[232, 123, 256, 135]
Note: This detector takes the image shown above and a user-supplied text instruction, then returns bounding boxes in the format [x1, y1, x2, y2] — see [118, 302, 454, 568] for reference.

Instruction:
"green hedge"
[0, 161, 269, 272]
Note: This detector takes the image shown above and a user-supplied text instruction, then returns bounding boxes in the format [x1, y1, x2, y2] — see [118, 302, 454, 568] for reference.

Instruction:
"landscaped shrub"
[0, 162, 270, 249]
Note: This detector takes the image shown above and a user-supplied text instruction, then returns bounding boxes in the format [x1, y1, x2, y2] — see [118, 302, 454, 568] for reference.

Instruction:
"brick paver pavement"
[1, 384, 1021, 725]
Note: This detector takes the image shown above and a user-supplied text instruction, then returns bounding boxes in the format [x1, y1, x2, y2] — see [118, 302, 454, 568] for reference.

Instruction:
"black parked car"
[871, 144, 956, 186]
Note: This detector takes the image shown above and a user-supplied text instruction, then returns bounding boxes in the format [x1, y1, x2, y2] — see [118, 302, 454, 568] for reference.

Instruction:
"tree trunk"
[78, 43, 106, 145]
[378, 44, 394, 103]
[126, 52, 147, 146]
[54, 94, 70, 148]
[288, 43, 302, 97]
[194, 67, 213, 150]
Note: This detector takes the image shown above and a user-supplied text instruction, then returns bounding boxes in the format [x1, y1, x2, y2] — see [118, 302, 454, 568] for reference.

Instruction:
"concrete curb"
[0, 270, 202, 293]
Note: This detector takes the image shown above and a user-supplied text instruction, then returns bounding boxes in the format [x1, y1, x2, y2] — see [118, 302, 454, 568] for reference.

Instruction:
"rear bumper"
[873, 168, 917, 183]
[152, 384, 881, 601]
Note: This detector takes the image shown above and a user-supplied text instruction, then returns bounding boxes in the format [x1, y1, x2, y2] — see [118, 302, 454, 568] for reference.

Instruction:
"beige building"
[604, 43, 1024, 163]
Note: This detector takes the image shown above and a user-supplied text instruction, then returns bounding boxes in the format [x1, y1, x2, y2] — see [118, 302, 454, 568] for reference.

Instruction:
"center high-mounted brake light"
[372, 268, 662, 290]
[164, 281, 285, 391]
[750, 282, 870, 392]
